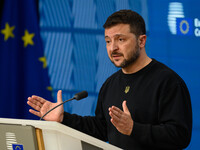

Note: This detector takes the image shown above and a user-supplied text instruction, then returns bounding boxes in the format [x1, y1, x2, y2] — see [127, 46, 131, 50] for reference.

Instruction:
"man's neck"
[122, 53, 152, 74]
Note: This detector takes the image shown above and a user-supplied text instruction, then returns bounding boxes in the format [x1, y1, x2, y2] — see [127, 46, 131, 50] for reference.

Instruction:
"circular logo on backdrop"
[179, 20, 190, 34]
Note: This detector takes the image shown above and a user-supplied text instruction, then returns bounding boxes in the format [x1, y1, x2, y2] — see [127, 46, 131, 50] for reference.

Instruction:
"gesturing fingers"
[109, 106, 129, 128]
[29, 109, 41, 118]
[109, 106, 123, 122]
[27, 95, 47, 111]
[31, 95, 46, 105]
[108, 101, 134, 135]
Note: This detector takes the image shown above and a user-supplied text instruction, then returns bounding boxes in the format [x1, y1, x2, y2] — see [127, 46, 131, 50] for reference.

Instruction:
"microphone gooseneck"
[40, 91, 88, 120]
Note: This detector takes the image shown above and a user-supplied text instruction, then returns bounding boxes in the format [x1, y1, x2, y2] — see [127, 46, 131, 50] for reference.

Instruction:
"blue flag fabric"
[0, 0, 52, 119]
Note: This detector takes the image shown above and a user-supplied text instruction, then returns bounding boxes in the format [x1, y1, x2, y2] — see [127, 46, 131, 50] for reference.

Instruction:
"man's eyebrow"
[105, 36, 109, 38]
[105, 34, 126, 39]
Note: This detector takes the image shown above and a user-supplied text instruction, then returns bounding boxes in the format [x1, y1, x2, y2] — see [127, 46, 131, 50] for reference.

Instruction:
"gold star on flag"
[1, 23, 15, 41]
[46, 86, 53, 91]
[39, 56, 47, 69]
[22, 29, 35, 47]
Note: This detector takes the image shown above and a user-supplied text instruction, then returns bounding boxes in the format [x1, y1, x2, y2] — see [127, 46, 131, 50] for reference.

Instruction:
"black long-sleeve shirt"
[62, 59, 192, 150]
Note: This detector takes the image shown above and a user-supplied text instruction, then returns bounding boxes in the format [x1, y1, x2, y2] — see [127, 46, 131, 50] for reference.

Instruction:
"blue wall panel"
[39, 0, 199, 149]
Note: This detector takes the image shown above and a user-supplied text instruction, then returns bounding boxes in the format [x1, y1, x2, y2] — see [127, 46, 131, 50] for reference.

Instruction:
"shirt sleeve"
[130, 80, 192, 149]
[61, 86, 108, 141]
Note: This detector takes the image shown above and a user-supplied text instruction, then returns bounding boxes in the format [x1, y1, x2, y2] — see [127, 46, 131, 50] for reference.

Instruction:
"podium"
[0, 118, 121, 150]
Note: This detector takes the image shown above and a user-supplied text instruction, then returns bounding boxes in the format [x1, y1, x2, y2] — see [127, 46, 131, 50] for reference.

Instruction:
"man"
[27, 10, 192, 149]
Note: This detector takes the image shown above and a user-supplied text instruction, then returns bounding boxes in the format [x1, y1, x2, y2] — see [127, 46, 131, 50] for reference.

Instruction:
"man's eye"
[119, 38, 124, 41]
[106, 41, 111, 44]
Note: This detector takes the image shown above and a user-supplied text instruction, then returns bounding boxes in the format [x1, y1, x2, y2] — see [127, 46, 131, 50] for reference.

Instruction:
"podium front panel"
[0, 123, 38, 150]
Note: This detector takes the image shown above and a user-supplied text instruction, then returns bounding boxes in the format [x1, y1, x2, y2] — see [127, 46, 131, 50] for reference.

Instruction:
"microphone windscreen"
[74, 91, 88, 100]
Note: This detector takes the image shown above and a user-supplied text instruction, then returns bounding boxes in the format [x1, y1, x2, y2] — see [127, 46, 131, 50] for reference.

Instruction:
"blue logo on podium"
[12, 144, 24, 150]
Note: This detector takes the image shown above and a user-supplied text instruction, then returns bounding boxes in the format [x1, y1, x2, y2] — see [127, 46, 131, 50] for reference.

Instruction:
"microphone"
[40, 91, 88, 120]
[74, 90, 88, 100]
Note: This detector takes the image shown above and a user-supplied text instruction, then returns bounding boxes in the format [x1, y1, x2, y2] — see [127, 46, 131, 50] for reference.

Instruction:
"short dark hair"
[103, 10, 146, 37]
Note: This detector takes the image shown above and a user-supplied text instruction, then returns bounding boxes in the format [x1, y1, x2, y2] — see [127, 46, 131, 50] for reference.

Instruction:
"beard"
[111, 44, 140, 68]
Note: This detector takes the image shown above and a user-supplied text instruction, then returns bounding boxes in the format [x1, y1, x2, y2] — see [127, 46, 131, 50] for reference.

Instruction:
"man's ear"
[138, 35, 147, 48]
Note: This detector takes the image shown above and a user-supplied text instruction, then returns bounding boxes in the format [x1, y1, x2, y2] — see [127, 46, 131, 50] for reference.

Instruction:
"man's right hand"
[27, 90, 64, 122]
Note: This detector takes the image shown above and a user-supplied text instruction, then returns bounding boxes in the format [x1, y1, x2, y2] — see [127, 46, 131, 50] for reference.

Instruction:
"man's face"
[105, 24, 140, 68]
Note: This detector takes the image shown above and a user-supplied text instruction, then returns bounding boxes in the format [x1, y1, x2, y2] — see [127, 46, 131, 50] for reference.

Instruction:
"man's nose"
[110, 41, 118, 52]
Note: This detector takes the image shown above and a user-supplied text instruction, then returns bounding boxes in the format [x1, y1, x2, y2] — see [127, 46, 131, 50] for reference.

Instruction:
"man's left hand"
[108, 100, 134, 135]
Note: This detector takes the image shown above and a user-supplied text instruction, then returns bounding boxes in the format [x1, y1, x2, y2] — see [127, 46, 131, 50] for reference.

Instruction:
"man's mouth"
[111, 53, 123, 60]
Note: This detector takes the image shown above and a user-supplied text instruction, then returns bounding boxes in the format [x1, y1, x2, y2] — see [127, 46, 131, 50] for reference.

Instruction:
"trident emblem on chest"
[125, 86, 130, 94]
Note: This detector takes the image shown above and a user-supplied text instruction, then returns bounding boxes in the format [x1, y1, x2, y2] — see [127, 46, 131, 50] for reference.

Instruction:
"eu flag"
[12, 144, 24, 150]
[0, 0, 52, 119]
[176, 18, 193, 36]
